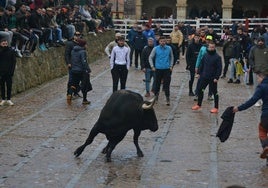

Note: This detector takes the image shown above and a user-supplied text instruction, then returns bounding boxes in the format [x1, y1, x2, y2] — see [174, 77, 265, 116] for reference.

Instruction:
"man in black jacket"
[141, 37, 155, 97]
[192, 41, 222, 113]
[0, 37, 16, 106]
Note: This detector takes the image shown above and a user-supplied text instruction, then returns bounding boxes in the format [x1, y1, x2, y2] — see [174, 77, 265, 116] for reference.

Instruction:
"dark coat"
[0, 46, 16, 76]
[216, 106, 235, 142]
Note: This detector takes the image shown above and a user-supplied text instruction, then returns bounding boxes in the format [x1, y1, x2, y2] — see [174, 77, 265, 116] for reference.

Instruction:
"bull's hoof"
[137, 151, 144, 157]
[102, 147, 108, 154]
[106, 157, 112, 162]
[74, 146, 84, 157]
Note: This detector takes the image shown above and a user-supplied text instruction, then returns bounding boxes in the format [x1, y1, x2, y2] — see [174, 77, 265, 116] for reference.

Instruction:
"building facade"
[119, 0, 268, 19]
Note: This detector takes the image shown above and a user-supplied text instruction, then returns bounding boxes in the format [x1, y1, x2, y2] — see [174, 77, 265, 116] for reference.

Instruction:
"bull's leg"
[102, 143, 109, 154]
[106, 134, 126, 162]
[133, 129, 143, 157]
[74, 127, 99, 157]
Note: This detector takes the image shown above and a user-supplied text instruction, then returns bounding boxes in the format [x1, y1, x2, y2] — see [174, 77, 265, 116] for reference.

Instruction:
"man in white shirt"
[110, 36, 130, 92]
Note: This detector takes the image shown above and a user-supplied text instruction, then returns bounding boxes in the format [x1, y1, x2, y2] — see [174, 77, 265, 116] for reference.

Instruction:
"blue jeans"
[145, 68, 156, 93]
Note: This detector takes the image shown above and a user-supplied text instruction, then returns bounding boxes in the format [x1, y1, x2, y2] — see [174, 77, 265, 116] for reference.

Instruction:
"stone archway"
[155, 6, 173, 18]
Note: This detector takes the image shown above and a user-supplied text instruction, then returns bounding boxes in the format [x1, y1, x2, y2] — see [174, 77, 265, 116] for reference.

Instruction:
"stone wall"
[12, 31, 114, 94]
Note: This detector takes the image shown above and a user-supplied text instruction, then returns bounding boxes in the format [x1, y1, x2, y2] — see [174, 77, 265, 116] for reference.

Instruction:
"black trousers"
[134, 49, 142, 68]
[197, 78, 219, 108]
[0, 75, 12, 100]
[155, 69, 171, 98]
[223, 56, 230, 76]
[111, 64, 128, 92]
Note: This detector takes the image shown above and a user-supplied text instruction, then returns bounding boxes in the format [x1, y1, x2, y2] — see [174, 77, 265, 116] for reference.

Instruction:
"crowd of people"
[1, 3, 268, 165]
[0, 0, 114, 58]
[103, 21, 268, 165]
[0, 0, 114, 106]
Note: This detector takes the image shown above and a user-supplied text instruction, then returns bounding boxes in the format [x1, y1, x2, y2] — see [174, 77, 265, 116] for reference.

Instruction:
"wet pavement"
[0, 53, 268, 188]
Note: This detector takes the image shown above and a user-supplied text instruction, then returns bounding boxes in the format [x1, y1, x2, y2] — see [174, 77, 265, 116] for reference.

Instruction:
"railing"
[113, 18, 268, 38]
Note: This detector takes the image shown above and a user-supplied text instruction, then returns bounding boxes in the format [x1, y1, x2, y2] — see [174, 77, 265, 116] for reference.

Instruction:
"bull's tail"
[74, 126, 99, 157]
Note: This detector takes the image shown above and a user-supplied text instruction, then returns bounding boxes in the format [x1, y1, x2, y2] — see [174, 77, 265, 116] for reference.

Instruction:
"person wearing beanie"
[248, 36, 268, 107]
[0, 37, 16, 106]
[67, 38, 92, 105]
[64, 31, 81, 99]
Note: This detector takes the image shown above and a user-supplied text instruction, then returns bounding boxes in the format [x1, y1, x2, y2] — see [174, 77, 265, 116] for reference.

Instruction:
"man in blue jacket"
[233, 72, 268, 166]
[149, 36, 174, 106]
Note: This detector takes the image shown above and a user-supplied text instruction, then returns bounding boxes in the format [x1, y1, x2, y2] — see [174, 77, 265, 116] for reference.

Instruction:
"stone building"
[113, 0, 268, 19]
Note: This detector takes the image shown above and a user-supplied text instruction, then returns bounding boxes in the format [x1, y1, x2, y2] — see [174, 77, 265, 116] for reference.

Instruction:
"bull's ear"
[142, 97, 156, 109]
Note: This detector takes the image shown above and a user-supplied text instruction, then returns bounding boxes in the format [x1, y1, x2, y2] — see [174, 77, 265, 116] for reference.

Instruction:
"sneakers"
[254, 100, 263, 107]
[82, 100, 91, 105]
[0, 100, 14, 106]
[67, 94, 72, 100]
[207, 95, 214, 101]
[166, 97, 170, 106]
[227, 79, 233, 83]
[0, 100, 6, 106]
[15, 49, 23, 58]
[210, 108, 218, 113]
[192, 104, 201, 110]
[144, 92, 150, 97]
[234, 79, 240, 84]
[6, 100, 14, 106]
[260, 147, 268, 159]
[189, 91, 195, 96]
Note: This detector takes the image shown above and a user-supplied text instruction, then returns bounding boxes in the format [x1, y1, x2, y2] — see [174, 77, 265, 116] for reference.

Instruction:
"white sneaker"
[6, 100, 14, 106]
[0, 100, 6, 106]
[254, 100, 263, 107]
[15, 49, 23, 58]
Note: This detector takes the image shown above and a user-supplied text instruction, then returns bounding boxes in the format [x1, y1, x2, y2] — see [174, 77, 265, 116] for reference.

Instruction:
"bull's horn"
[142, 97, 156, 109]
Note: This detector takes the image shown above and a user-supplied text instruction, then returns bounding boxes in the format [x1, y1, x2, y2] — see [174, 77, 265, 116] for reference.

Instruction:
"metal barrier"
[113, 18, 268, 38]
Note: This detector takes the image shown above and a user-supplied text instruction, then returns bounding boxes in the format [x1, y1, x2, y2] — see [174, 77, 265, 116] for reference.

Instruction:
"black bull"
[74, 90, 158, 162]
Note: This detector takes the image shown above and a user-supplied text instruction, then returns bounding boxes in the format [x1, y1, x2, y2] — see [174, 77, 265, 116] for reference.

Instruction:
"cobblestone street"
[0, 55, 268, 188]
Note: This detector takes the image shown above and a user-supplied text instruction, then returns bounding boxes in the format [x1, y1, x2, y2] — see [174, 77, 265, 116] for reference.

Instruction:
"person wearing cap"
[65, 31, 82, 98]
[149, 36, 174, 106]
[233, 72, 268, 166]
[248, 36, 268, 107]
[68, 38, 92, 105]
[109, 36, 130, 92]
[0, 37, 16, 106]
[104, 32, 129, 58]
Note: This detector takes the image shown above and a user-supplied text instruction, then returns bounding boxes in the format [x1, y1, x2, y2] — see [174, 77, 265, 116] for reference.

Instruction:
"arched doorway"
[155, 6, 173, 18]
[187, 0, 222, 18]
[142, 0, 176, 18]
[232, 0, 268, 18]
